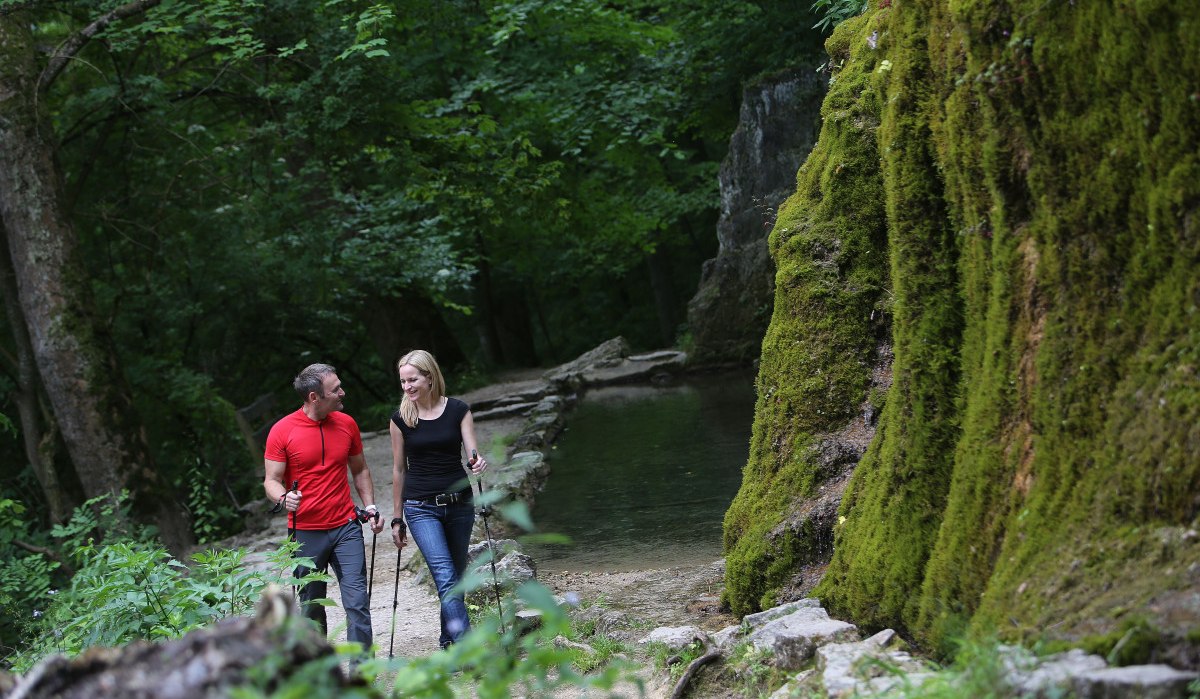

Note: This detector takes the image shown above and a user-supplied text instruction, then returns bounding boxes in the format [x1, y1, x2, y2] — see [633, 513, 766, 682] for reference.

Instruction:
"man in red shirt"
[264, 363, 384, 653]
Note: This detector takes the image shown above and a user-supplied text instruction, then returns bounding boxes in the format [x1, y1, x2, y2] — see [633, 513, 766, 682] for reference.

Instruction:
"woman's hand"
[391, 517, 407, 548]
[469, 453, 488, 475]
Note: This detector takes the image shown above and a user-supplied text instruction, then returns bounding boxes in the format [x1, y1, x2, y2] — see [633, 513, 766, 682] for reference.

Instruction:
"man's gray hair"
[294, 363, 336, 398]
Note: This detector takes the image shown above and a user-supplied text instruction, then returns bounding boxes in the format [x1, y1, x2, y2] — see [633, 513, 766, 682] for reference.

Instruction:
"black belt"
[409, 489, 471, 506]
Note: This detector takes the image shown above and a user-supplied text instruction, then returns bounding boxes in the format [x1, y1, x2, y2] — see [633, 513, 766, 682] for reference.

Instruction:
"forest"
[0, 0, 821, 654]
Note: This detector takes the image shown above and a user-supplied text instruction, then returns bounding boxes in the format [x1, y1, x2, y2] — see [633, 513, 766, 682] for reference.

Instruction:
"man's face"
[314, 373, 345, 415]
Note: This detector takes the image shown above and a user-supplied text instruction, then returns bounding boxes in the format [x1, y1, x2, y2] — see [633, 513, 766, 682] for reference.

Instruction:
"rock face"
[725, 0, 1200, 666]
[686, 68, 826, 365]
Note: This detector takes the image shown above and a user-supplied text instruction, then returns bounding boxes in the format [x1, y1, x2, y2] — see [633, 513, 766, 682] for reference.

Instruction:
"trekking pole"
[472, 450, 506, 635]
[356, 507, 380, 599]
[289, 481, 299, 600]
[272, 480, 299, 601]
[388, 522, 405, 658]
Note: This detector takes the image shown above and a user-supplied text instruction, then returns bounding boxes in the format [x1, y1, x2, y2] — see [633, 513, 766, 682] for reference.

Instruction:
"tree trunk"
[494, 289, 539, 368]
[0, 221, 78, 522]
[365, 294, 467, 388]
[0, 13, 192, 553]
[646, 246, 680, 347]
[471, 234, 504, 367]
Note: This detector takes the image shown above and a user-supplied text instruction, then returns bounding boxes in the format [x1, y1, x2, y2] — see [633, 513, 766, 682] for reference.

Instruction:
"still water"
[527, 373, 756, 572]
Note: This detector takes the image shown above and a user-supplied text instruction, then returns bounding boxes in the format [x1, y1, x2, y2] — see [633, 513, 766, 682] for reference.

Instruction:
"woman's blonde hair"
[397, 349, 447, 428]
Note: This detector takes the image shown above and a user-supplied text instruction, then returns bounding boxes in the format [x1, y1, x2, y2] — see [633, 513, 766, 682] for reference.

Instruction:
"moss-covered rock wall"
[725, 0, 1200, 662]
[721, 14, 892, 617]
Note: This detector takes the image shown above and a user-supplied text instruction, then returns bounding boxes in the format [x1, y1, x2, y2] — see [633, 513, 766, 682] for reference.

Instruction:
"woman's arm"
[461, 409, 488, 475]
[389, 420, 408, 547]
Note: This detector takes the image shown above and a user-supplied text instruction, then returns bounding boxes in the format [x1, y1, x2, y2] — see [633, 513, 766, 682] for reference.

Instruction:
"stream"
[527, 372, 756, 572]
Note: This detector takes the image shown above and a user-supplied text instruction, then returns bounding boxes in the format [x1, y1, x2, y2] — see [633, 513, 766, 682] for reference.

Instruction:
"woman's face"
[398, 364, 432, 402]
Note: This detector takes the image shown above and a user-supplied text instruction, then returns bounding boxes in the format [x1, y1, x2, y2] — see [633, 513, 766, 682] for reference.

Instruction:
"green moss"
[1077, 619, 1164, 667]
[933, 0, 1200, 650]
[814, 0, 962, 634]
[721, 11, 890, 617]
[728, 0, 1200, 663]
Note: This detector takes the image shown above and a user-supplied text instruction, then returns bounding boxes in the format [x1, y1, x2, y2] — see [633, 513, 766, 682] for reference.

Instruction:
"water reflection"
[527, 374, 756, 572]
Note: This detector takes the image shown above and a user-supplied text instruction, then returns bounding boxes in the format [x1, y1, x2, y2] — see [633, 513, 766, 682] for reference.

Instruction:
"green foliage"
[185, 457, 240, 545]
[2, 2, 829, 555]
[0, 499, 54, 654]
[810, 0, 869, 34]
[1076, 617, 1164, 667]
[726, 641, 785, 695]
[0, 493, 143, 656]
[360, 581, 637, 698]
[556, 597, 632, 675]
[648, 637, 705, 681]
[863, 638, 1002, 699]
[6, 536, 323, 672]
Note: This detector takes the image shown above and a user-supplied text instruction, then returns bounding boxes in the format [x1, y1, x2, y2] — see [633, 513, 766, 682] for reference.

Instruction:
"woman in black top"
[389, 349, 488, 648]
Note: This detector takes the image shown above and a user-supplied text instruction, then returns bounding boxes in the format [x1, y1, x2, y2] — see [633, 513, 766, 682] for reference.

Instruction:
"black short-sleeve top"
[391, 397, 471, 500]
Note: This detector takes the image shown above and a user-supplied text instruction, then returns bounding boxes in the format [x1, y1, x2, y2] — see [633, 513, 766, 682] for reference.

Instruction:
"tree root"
[668, 633, 720, 699]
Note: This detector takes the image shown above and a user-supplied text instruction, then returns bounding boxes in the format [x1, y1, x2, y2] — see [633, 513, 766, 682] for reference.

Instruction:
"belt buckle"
[434, 493, 449, 506]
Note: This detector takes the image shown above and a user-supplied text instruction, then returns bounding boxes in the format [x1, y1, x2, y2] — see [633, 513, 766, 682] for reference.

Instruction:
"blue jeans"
[404, 499, 475, 648]
[293, 521, 372, 650]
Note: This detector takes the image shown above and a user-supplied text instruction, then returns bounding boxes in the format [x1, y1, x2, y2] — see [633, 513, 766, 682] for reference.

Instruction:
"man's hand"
[367, 505, 384, 534]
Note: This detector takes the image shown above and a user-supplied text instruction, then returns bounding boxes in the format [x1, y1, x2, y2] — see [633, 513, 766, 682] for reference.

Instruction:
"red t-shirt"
[264, 408, 364, 530]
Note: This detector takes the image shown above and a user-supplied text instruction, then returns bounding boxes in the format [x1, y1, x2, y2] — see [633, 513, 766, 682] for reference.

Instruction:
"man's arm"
[264, 459, 300, 511]
[348, 453, 383, 532]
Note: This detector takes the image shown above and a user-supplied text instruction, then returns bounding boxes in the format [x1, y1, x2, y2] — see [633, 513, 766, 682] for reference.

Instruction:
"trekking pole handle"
[288, 480, 299, 533]
[354, 505, 380, 523]
[473, 452, 495, 517]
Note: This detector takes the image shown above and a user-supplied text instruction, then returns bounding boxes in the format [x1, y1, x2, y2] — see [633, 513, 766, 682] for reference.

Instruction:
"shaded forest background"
[0, 0, 823, 572]
[0, 1, 835, 660]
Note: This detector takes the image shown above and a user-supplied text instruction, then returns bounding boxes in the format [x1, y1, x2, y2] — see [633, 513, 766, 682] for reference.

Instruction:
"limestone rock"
[742, 598, 823, 628]
[1071, 664, 1199, 699]
[687, 67, 827, 364]
[745, 605, 859, 670]
[637, 626, 703, 651]
[543, 337, 631, 388]
[997, 645, 1109, 695]
[816, 633, 930, 697]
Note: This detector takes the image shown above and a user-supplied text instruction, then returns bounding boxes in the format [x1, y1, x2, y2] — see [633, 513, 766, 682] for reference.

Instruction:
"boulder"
[815, 632, 931, 697]
[638, 626, 704, 652]
[543, 337, 631, 388]
[1071, 664, 1199, 699]
[997, 645, 1109, 695]
[744, 604, 859, 670]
